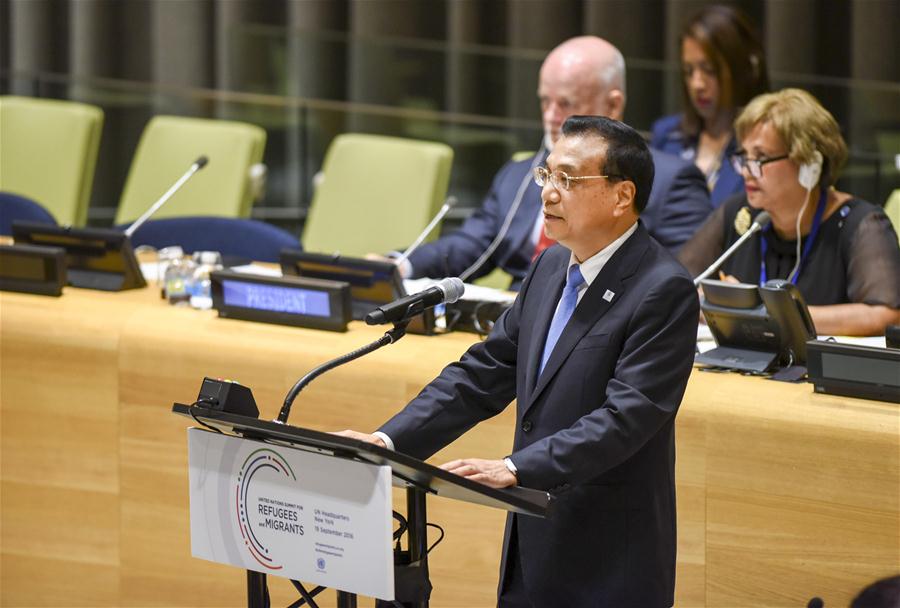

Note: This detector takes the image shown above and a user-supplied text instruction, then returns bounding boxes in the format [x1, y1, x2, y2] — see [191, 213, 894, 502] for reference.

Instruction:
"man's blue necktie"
[539, 264, 585, 375]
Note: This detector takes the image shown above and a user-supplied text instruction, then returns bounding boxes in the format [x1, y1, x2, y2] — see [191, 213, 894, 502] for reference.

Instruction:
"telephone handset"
[697, 278, 817, 372]
[758, 279, 817, 365]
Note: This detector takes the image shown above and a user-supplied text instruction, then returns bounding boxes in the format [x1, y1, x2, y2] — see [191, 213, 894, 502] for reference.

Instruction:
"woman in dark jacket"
[651, 5, 768, 207]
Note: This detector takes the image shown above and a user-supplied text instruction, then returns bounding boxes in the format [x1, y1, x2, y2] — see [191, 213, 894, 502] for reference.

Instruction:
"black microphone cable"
[458, 143, 546, 283]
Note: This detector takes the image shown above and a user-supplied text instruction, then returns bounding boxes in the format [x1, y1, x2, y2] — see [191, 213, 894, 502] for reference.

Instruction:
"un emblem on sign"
[316, 557, 326, 570]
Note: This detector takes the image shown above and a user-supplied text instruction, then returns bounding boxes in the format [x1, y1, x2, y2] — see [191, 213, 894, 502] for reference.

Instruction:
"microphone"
[365, 277, 465, 325]
[694, 211, 771, 286]
[124, 156, 209, 238]
[394, 196, 458, 266]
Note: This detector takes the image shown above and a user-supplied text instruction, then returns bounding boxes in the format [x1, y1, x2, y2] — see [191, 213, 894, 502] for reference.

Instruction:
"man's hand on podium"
[331, 429, 387, 449]
[441, 458, 517, 489]
[330, 433, 517, 488]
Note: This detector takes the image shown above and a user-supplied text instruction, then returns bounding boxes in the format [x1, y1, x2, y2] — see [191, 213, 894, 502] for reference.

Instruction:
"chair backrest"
[885, 189, 900, 244]
[0, 192, 58, 235]
[302, 133, 453, 257]
[473, 266, 515, 290]
[125, 216, 300, 263]
[511, 150, 536, 162]
[0, 96, 103, 226]
[115, 116, 266, 225]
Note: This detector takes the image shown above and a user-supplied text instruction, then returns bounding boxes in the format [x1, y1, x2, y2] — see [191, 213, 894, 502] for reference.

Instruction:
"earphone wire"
[787, 184, 814, 283]
[788, 153, 823, 283]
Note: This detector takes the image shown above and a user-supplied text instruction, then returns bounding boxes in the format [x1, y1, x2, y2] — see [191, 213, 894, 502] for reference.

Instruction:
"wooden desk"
[1, 286, 897, 607]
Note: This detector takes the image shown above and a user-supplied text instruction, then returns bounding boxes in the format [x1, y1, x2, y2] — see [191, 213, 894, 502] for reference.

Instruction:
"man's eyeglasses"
[730, 153, 790, 179]
[533, 166, 619, 191]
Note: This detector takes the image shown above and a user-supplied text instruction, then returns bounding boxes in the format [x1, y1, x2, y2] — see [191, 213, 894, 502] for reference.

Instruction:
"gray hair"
[599, 46, 626, 96]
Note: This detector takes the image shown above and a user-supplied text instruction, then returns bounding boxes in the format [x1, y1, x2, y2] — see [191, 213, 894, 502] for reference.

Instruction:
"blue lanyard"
[759, 187, 827, 285]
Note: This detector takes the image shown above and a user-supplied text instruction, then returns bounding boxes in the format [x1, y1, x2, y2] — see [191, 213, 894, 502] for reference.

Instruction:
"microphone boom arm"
[124, 157, 208, 239]
[694, 223, 761, 286]
[275, 321, 410, 424]
[395, 197, 457, 266]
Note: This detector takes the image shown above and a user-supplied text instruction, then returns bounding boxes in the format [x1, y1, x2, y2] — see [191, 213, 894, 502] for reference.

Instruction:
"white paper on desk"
[229, 263, 283, 277]
[695, 323, 718, 353]
[142, 261, 282, 282]
[696, 323, 714, 342]
[402, 278, 516, 304]
[140, 261, 163, 283]
[816, 335, 886, 348]
[694, 330, 888, 355]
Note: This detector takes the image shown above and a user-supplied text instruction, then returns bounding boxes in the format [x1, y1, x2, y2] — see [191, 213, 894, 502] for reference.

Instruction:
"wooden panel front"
[1, 287, 897, 607]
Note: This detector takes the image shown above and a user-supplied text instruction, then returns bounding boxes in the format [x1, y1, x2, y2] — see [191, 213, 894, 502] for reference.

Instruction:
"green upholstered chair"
[115, 116, 266, 225]
[510, 150, 536, 162]
[885, 189, 900, 244]
[473, 266, 515, 290]
[0, 95, 103, 226]
[302, 133, 453, 257]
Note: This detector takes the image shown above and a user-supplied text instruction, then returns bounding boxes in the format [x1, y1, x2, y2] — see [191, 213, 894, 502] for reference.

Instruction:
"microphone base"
[367, 309, 436, 336]
[406, 311, 437, 336]
[444, 300, 512, 336]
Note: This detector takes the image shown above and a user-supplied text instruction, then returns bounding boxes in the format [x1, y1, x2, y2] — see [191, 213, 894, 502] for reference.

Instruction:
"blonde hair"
[735, 88, 848, 184]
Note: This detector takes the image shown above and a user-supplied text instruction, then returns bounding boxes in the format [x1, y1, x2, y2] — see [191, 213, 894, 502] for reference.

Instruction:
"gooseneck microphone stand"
[276, 320, 410, 425]
[251, 319, 412, 608]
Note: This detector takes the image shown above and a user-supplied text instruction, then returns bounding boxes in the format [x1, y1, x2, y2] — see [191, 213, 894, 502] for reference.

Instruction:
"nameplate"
[210, 270, 352, 332]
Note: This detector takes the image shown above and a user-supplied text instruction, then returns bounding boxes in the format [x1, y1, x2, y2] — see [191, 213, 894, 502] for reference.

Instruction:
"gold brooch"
[734, 206, 752, 236]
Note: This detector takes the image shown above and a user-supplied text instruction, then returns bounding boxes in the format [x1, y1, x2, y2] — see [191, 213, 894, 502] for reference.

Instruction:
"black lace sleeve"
[676, 203, 727, 277]
[846, 210, 900, 308]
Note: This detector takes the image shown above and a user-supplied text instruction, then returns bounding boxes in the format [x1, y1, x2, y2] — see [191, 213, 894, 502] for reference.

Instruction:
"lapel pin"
[603, 289, 615, 302]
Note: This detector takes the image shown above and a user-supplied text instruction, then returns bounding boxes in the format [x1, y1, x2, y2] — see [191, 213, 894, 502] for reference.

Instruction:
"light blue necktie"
[539, 264, 585, 375]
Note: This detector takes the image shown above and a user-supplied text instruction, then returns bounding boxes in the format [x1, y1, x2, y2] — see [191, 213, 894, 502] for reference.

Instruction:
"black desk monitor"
[697, 279, 816, 372]
[12, 221, 146, 291]
[807, 340, 900, 403]
[0, 243, 67, 296]
[280, 250, 435, 334]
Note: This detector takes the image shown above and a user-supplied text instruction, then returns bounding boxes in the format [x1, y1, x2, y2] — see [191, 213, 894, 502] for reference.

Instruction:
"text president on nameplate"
[336, 116, 698, 608]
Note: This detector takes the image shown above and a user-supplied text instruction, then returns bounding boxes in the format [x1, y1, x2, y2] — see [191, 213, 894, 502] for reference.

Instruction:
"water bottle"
[157, 246, 184, 298]
[164, 256, 196, 306]
[188, 250, 223, 310]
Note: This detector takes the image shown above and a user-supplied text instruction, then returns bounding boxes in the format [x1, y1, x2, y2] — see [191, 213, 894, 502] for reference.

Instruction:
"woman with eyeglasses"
[678, 88, 900, 336]
[651, 5, 769, 207]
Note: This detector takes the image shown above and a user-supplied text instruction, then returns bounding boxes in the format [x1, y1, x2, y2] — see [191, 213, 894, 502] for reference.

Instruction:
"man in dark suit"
[339, 116, 699, 606]
[393, 36, 711, 289]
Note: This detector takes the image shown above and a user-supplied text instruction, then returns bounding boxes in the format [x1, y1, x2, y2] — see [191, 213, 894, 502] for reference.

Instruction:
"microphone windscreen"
[194, 156, 209, 169]
[437, 277, 465, 303]
[752, 210, 771, 229]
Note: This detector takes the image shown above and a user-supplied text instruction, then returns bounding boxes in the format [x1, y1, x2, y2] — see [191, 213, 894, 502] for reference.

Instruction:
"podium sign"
[187, 428, 394, 599]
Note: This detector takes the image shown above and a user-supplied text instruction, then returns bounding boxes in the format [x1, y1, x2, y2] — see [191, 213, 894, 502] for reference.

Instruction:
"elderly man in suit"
[392, 36, 711, 289]
[339, 115, 698, 606]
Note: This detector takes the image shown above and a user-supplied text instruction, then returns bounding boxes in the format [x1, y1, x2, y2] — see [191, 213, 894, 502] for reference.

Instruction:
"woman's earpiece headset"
[798, 150, 823, 190]
[787, 150, 824, 282]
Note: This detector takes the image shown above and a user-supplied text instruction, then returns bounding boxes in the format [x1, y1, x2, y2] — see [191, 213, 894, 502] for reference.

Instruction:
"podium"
[173, 403, 553, 607]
